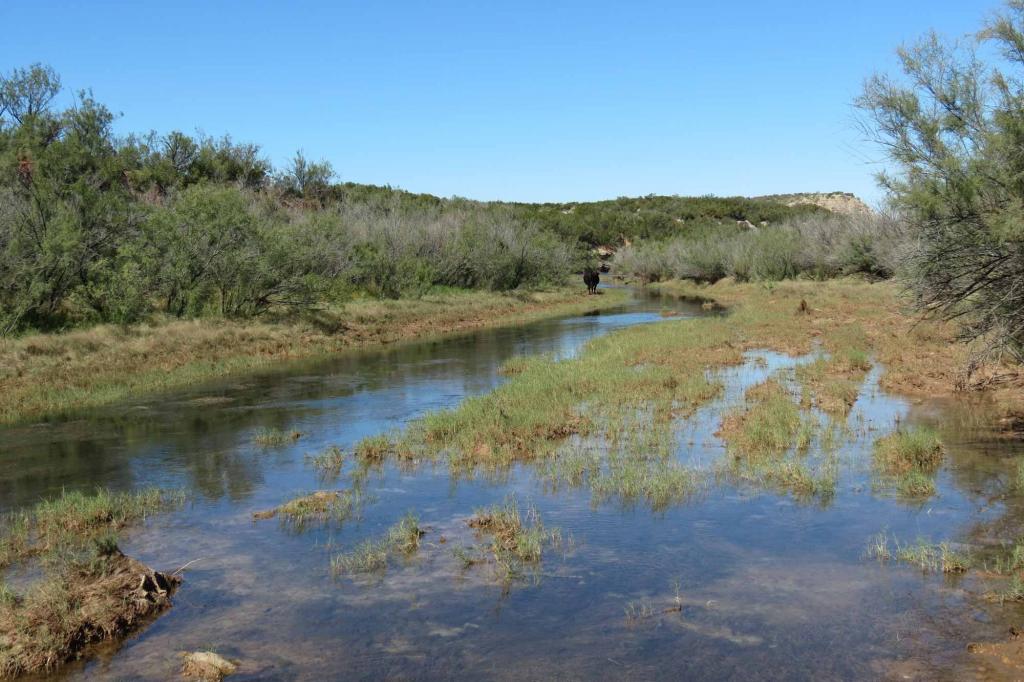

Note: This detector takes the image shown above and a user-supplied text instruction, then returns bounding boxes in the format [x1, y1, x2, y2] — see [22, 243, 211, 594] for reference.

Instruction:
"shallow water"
[3, 289, 1024, 680]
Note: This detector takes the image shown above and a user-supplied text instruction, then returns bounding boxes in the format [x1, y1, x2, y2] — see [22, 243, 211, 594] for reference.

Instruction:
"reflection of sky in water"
[4, 292, 1024, 680]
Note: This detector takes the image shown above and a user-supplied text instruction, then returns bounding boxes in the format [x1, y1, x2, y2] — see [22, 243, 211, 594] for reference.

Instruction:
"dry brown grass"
[0, 288, 628, 425]
[656, 278, 1024, 417]
[0, 546, 179, 677]
[0, 489, 185, 677]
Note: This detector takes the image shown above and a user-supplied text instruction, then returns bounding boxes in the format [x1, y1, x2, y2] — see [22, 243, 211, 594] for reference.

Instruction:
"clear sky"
[0, 1, 999, 205]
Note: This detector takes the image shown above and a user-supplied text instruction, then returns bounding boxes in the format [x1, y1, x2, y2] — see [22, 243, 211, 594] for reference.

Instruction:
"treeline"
[614, 212, 907, 283]
[0, 65, 581, 334]
[505, 194, 828, 245]
[857, 0, 1024, 361]
[0, 63, 831, 336]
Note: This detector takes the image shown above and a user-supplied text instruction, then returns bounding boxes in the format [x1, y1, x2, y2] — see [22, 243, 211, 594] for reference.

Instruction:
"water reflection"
[0, 291, 702, 511]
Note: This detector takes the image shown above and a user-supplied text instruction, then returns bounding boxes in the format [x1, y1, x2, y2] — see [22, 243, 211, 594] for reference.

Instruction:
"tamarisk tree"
[859, 1, 1024, 364]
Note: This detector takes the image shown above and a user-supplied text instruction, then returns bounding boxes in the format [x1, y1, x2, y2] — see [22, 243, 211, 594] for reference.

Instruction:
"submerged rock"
[181, 651, 238, 680]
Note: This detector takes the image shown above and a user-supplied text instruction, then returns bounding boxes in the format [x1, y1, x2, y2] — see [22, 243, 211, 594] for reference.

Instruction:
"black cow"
[583, 268, 600, 294]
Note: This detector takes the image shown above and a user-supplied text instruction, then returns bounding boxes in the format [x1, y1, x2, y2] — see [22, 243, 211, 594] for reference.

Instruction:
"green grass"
[354, 435, 393, 462]
[307, 445, 346, 479]
[468, 496, 561, 579]
[0, 490, 183, 677]
[385, 512, 426, 554]
[715, 378, 836, 502]
[400, 314, 734, 476]
[591, 458, 698, 511]
[495, 352, 536, 374]
[866, 534, 970, 573]
[765, 459, 837, 500]
[869, 534, 1024, 604]
[334, 280, 953, 514]
[330, 512, 424, 576]
[451, 545, 486, 569]
[720, 380, 803, 458]
[332, 538, 389, 575]
[253, 427, 302, 447]
[896, 470, 937, 497]
[1, 488, 183, 568]
[867, 532, 892, 561]
[996, 576, 1024, 604]
[534, 402, 704, 511]
[896, 540, 970, 574]
[874, 427, 944, 473]
[254, 490, 364, 530]
[796, 356, 865, 416]
[872, 426, 943, 499]
[0, 512, 30, 568]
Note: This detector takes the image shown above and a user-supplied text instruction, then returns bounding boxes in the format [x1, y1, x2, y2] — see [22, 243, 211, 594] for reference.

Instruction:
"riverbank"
[0, 287, 629, 426]
[653, 278, 1024, 423]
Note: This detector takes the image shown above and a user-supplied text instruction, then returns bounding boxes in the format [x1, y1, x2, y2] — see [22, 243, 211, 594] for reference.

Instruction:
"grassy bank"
[0, 287, 628, 426]
[0, 489, 183, 677]
[654, 278, 1022, 415]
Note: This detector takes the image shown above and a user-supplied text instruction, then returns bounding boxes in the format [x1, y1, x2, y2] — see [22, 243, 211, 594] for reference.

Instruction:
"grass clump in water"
[896, 470, 936, 497]
[898, 541, 970, 574]
[720, 380, 803, 458]
[716, 378, 834, 502]
[307, 446, 346, 479]
[467, 496, 561, 579]
[540, 416, 701, 512]
[253, 489, 364, 530]
[331, 512, 425, 576]
[591, 458, 698, 511]
[763, 459, 837, 501]
[874, 427, 943, 473]
[354, 435, 393, 462]
[872, 426, 943, 499]
[0, 540, 181, 678]
[253, 427, 302, 447]
[866, 533, 970, 573]
[796, 354, 866, 416]
[332, 539, 389, 575]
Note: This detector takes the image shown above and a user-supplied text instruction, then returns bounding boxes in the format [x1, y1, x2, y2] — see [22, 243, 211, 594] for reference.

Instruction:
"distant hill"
[322, 183, 851, 245]
[506, 194, 830, 245]
[754, 192, 873, 217]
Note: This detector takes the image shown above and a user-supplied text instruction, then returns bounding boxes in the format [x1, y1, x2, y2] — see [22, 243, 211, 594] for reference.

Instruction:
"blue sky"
[0, 1, 998, 205]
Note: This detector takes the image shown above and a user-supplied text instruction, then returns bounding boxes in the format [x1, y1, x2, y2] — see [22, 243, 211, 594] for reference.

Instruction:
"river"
[2, 288, 1023, 680]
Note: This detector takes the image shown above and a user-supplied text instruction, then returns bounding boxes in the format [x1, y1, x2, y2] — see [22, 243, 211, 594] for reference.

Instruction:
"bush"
[859, 1, 1024, 361]
[614, 212, 908, 284]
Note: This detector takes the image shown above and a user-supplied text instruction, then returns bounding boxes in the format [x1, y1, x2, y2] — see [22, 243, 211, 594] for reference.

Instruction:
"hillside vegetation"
[0, 63, 845, 338]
